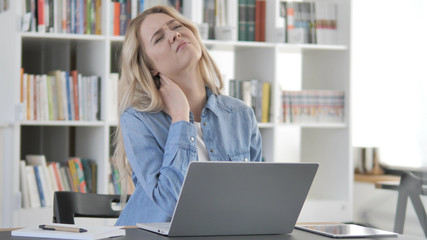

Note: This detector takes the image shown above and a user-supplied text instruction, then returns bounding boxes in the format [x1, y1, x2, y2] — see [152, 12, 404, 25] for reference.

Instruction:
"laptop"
[137, 161, 318, 236]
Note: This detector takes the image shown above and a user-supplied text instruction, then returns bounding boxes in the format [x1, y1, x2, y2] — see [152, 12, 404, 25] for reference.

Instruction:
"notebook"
[137, 161, 318, 236]
[296, 224, 398, 238]
[11, 223, 126, 240]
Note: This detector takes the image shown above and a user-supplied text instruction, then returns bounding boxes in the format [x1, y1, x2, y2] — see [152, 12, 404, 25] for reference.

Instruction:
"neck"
[172, 68, 206, 122]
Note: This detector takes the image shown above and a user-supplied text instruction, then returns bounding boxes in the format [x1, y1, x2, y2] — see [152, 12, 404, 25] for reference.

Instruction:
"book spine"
[238, 0, 247, 41]
[61, 71, 69, 120]
[50, 162, 64, 191]
[37, 0, 46, 32]
[246, 0, 255, 41]
[25, 166, 42, 208]
[33, 166, 46, 207]
[113, 2, 120, 36]
[73, 158, 87, 193]
[46, 75, 54, 120]
[19, 161, 31, 209]
[261, 82, 270, 122]
[71, 70, 80, 120]
[68, 159, 80, 192]
[95, 0, 102, 34]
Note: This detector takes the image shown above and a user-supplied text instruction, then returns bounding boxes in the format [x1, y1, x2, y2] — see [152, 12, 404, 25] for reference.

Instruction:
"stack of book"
[20, 0, 103, 34]
[20, 69, 101, 121]
[238, 0, 265, 42]
[19, 155, 97, 209]
[111, 0, 184, 36]
[281, 1, 337, 44]
[281, 90, 345, 123]
[229, 79, 271, 123]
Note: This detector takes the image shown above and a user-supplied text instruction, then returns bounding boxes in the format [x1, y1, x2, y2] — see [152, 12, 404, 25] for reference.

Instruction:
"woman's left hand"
[158, 74, 190, 123]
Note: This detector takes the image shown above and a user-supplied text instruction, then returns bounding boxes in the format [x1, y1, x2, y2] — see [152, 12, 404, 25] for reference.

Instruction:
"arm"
[120, 111, 197, 217]
[249, 107, 263, 162]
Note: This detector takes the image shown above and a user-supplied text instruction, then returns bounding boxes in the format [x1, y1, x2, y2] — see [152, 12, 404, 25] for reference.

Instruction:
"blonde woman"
[114, 5, 262, 226]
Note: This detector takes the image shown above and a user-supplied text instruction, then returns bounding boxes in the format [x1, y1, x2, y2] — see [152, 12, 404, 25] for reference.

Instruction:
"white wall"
[352, 0, 427, 238]
[351, 0, 427, 168]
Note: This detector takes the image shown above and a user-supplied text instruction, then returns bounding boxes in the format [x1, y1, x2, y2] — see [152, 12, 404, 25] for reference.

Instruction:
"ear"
[150, 69, 159, 77]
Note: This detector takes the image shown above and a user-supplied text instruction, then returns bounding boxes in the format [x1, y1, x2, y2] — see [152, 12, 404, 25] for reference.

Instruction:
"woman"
[114, 5, 262, 226]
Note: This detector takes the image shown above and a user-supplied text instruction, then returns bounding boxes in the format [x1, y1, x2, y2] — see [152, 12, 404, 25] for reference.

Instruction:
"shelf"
[97, 35, 348, 53]
[257, 123, 275, 129]
[277, 123, 347, 128]
[109, 36, 125, 42]
[277, 43, 347, 52]
[20, 32, 105, 41]
[19, 121, 105, 127]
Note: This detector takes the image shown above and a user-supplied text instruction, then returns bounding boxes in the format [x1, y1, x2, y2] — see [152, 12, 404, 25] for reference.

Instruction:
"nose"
[168, 30, 181, 43]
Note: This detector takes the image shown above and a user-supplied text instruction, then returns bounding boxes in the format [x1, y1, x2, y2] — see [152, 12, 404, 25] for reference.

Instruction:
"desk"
[0, 228, 424, 240]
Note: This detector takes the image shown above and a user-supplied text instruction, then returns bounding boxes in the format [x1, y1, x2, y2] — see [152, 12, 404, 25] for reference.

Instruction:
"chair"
[52, 191, 130, 224]
[394, 172, 427, 237]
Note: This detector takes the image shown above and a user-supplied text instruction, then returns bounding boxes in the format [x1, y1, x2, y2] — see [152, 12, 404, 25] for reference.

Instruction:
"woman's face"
[139, 13, 202, 78]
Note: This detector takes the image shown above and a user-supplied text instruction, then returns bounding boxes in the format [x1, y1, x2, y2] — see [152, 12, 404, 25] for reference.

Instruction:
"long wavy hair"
[113, 5, 224, 207]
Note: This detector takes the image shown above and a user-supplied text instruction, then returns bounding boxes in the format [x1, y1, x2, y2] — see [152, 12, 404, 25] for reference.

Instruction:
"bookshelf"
[0, 0, 352, 227]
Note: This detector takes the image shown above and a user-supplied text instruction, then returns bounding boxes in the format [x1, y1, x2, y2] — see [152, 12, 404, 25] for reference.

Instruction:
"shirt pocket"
[228, 151, 250, 162]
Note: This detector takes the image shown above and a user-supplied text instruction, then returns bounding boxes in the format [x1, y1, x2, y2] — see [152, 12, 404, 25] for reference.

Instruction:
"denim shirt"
[115, 88, 262, 226]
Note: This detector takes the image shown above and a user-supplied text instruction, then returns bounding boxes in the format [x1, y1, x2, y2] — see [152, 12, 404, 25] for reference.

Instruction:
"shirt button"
[203, 122, 207, 126]
[190, 137, 195, 142]
[244, 158, 248, 162]
[210, 149, 214, 153]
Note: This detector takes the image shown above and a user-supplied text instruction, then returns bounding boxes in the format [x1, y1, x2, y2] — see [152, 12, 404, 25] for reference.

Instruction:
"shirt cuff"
[165, 120, 197, 150]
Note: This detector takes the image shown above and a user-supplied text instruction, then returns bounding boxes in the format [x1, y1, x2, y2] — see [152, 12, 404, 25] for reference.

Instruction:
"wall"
[351, 1, 427, 238]
[351, 0, 427, 167]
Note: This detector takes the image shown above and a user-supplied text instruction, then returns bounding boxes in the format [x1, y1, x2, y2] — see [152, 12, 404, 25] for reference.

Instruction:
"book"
[70, 70, 80, 120]
[73, 158, 88, 193]
[108, 73, 119, 123]
[25, 166, 42, 208]
[19, 160, 31, 209]
[11, 223, 126, 240]
[254, 0, 265, 42]
[68, 158, 80, 192]
[26, 154, 54, 206]
[49, 162, 63, 191]
[246, 0, 255, 41]
[32, 165, 46, 207]
[37, 0, 46, 32]
[238, 0, 247, 41]
[261, 82, 271, 122]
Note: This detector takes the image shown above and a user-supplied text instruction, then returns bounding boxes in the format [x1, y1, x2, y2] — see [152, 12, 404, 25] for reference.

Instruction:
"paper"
[11, 223, 126, 240]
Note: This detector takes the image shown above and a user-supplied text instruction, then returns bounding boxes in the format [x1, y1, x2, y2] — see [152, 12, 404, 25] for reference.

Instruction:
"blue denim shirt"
[115, 88, 262, 226]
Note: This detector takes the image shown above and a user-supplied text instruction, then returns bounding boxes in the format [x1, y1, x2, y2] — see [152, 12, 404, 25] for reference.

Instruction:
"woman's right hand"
[158, 74, 190, 123]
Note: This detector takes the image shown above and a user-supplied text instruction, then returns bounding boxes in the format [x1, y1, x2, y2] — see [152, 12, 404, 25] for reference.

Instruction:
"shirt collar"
[204, 87, 221, 117]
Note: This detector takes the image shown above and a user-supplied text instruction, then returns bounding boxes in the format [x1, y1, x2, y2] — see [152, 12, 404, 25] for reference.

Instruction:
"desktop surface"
[1, 228, 423, 240]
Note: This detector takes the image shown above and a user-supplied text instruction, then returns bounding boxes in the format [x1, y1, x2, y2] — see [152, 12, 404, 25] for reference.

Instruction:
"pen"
[39, 224, 88, 233]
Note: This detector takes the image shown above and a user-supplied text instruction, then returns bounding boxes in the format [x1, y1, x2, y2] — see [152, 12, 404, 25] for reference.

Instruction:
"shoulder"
[215, 94, 253, 113]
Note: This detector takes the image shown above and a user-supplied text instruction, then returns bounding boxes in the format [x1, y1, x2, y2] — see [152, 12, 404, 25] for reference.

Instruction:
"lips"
[176, 41, 189, 52]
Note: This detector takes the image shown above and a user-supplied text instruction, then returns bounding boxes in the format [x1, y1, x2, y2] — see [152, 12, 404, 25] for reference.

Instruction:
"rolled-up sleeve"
[120, 110, 197, 217]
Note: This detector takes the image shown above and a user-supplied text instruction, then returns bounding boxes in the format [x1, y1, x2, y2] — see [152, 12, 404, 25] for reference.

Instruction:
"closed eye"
[155, 34, 164, 44]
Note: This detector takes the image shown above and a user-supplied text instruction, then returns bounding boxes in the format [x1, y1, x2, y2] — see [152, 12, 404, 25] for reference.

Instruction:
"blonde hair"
[113, 5, 224, 206]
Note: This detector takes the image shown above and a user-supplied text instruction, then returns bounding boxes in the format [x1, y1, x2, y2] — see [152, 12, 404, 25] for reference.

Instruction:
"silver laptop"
[137, 161, 318, 236]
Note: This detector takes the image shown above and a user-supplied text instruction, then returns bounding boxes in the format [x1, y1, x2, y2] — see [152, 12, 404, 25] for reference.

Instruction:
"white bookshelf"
[0, 0, 352, 227]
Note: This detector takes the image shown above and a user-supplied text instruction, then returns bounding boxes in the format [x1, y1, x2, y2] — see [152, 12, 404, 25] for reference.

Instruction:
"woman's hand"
[158, 74, 190, 123]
